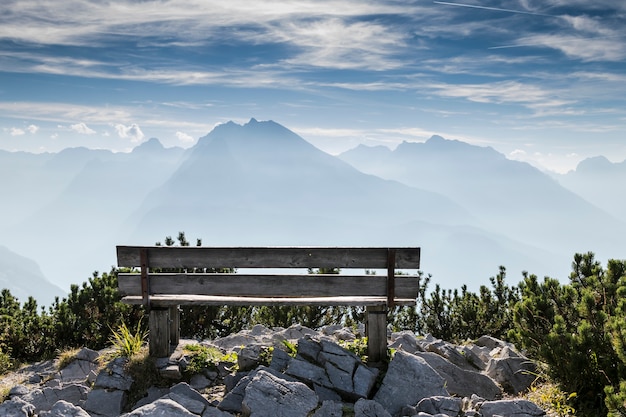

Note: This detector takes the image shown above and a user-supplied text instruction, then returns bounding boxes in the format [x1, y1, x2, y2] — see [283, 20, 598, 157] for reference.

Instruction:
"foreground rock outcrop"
[0, 324, 545, 417]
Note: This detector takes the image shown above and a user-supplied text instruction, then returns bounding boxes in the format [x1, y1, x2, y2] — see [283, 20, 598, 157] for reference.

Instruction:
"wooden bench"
[116, 246, 420, 362]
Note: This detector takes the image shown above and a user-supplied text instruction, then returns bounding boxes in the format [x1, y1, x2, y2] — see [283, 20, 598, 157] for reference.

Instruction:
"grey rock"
[476, 335, 516, 351]
[321, 325, 344, 335]
[22, 384, 89, 413]
[353, 365, 379, 399]
[324, 361, 353, 395]
[485, 356, 536, 394]
[0, 396, 36, 417]
[456, 344, 489, 371]
[415, 396, 463, 416]
[203, 406, 236, 416]
[160, 364, 183, 380]
[170, 382, 211, 406]
[168, 382, 211, 414]
[312, 400, 343, 417]
[94, 357, 133, 391]
[354, 398, 392, 417]
[297, 336, 322, 362]
[211, 334, 258, 351]
[478, 399, 546, 417]
[123, 398, 197, 417]
[224, 371, 248, 392]
[274, 324, 318, 341]
[219, 366, 293, 414]
[218, 377, 248, 413]
[75, 347, 100, 362]
[373, 351, 448, 416]
[169, 391, 206, 415]
[314, 383, 343, 402]
[190, 373, 211, 390]
[242, 370, 318, 417]
[249, 324, 272, 336]
[59, 358, 99, 383]
[285, 357, 332, 387]
[269, 346, 292, 372]
[8, 384, 30, 397]
[415, 351, 501, 400]
[84, 388, 127, 417]
[39, 400, 90, 417]
[425, 339, 476, 372]
[132, 386, 170, 410]
[389, 331, 421, 354]
[44, 379, 62, 389]
[237, 344, 263, 371]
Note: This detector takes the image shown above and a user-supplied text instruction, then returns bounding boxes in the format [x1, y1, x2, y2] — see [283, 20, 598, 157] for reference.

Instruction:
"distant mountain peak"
[575, 155, 612, 173]
[133, 137, 164, 154]
[427, 135, 446, 142]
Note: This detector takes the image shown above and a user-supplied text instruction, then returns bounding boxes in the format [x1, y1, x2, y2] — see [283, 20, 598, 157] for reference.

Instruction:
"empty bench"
[116, 246, 421, 362]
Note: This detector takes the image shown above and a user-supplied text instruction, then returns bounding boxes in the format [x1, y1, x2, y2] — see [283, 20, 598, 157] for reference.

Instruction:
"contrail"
[433, 1, 556, 18]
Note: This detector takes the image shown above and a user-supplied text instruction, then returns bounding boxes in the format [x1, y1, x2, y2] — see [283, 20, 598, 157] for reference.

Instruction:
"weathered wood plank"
[149, 308, 170, 357]
[116, 246, 420, 269]
[118, 273, 419, 299]
[366, 305, 388, 363]
[120, 295, 417, 307]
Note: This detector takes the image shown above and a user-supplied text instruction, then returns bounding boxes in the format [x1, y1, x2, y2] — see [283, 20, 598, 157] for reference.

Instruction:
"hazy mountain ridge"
[339, 137, 626, 263]
[0, 245, 64, 305]
[554, 156, 626, 223]
[1, 119, 623, 305]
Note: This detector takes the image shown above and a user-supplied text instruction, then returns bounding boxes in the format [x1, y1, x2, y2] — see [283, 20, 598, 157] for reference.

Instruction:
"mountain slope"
[127, 120, 474, 241]
[1, 140, 186, 295]
[0, 245, 65, 305]
[339, 137, 626, 272]
[556, 156, 626, 223]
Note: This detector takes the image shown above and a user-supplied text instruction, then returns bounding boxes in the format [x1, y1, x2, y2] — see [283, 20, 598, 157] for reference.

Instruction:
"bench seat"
[121, 295, 417, 306]
[116, 246, 420, 362]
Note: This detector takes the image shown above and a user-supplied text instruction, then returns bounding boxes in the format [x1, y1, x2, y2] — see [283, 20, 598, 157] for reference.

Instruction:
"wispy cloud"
[433, 1, 556, 17]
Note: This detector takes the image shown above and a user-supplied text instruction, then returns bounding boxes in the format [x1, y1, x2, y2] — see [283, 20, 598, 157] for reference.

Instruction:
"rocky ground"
[0, 324, 550, 417]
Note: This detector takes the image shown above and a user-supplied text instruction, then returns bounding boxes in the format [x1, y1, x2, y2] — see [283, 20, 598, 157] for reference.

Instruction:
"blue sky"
[1, 0, 625, 173]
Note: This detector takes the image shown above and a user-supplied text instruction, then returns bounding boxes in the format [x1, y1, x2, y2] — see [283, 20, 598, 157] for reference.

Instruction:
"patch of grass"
[109, 320, 147, 358]
[56, 348, 82, 370]
[124, 347, 164, 410]
[281, 339, 297, 357]
[339, 338, 368, 362]
[524, 381, 576, 417]
[183, 344, 238, 376]
[521, 364, 576, 417]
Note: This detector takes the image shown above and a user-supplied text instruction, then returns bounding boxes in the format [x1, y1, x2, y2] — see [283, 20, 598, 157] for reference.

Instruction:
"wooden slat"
[117, 246, 420, 270]
[118, 273, 419, 299]
[121, 295, 417, 307]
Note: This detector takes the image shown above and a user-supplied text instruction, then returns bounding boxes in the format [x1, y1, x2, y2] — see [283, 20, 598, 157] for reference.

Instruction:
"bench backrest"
[116, 246, 421, 307]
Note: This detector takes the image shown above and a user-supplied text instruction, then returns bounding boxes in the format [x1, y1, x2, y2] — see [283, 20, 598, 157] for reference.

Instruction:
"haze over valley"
[1, 119, 624, 306]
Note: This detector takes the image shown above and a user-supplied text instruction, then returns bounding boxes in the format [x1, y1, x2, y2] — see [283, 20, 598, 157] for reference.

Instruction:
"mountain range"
[1, 118, 624, 306]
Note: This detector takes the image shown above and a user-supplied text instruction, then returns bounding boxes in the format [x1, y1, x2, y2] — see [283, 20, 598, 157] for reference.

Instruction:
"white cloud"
[27, 124, 39, 134]
[175, 131, 195, 143]
[114, 123, 144, 143]
[70, 122, 96, 135]
[10, 127, 25, 136]
[509, 149, 527, 158]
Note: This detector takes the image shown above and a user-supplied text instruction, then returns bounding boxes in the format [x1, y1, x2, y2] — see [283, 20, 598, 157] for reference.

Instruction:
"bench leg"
[169, 306, 180, 347]
[149, 307, 170, 357]
[366, 305, 388, 364]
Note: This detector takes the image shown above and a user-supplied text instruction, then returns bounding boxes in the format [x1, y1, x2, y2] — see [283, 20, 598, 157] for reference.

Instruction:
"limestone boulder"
[373, 351, 448, 416]
[241, 370, 318, 417]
